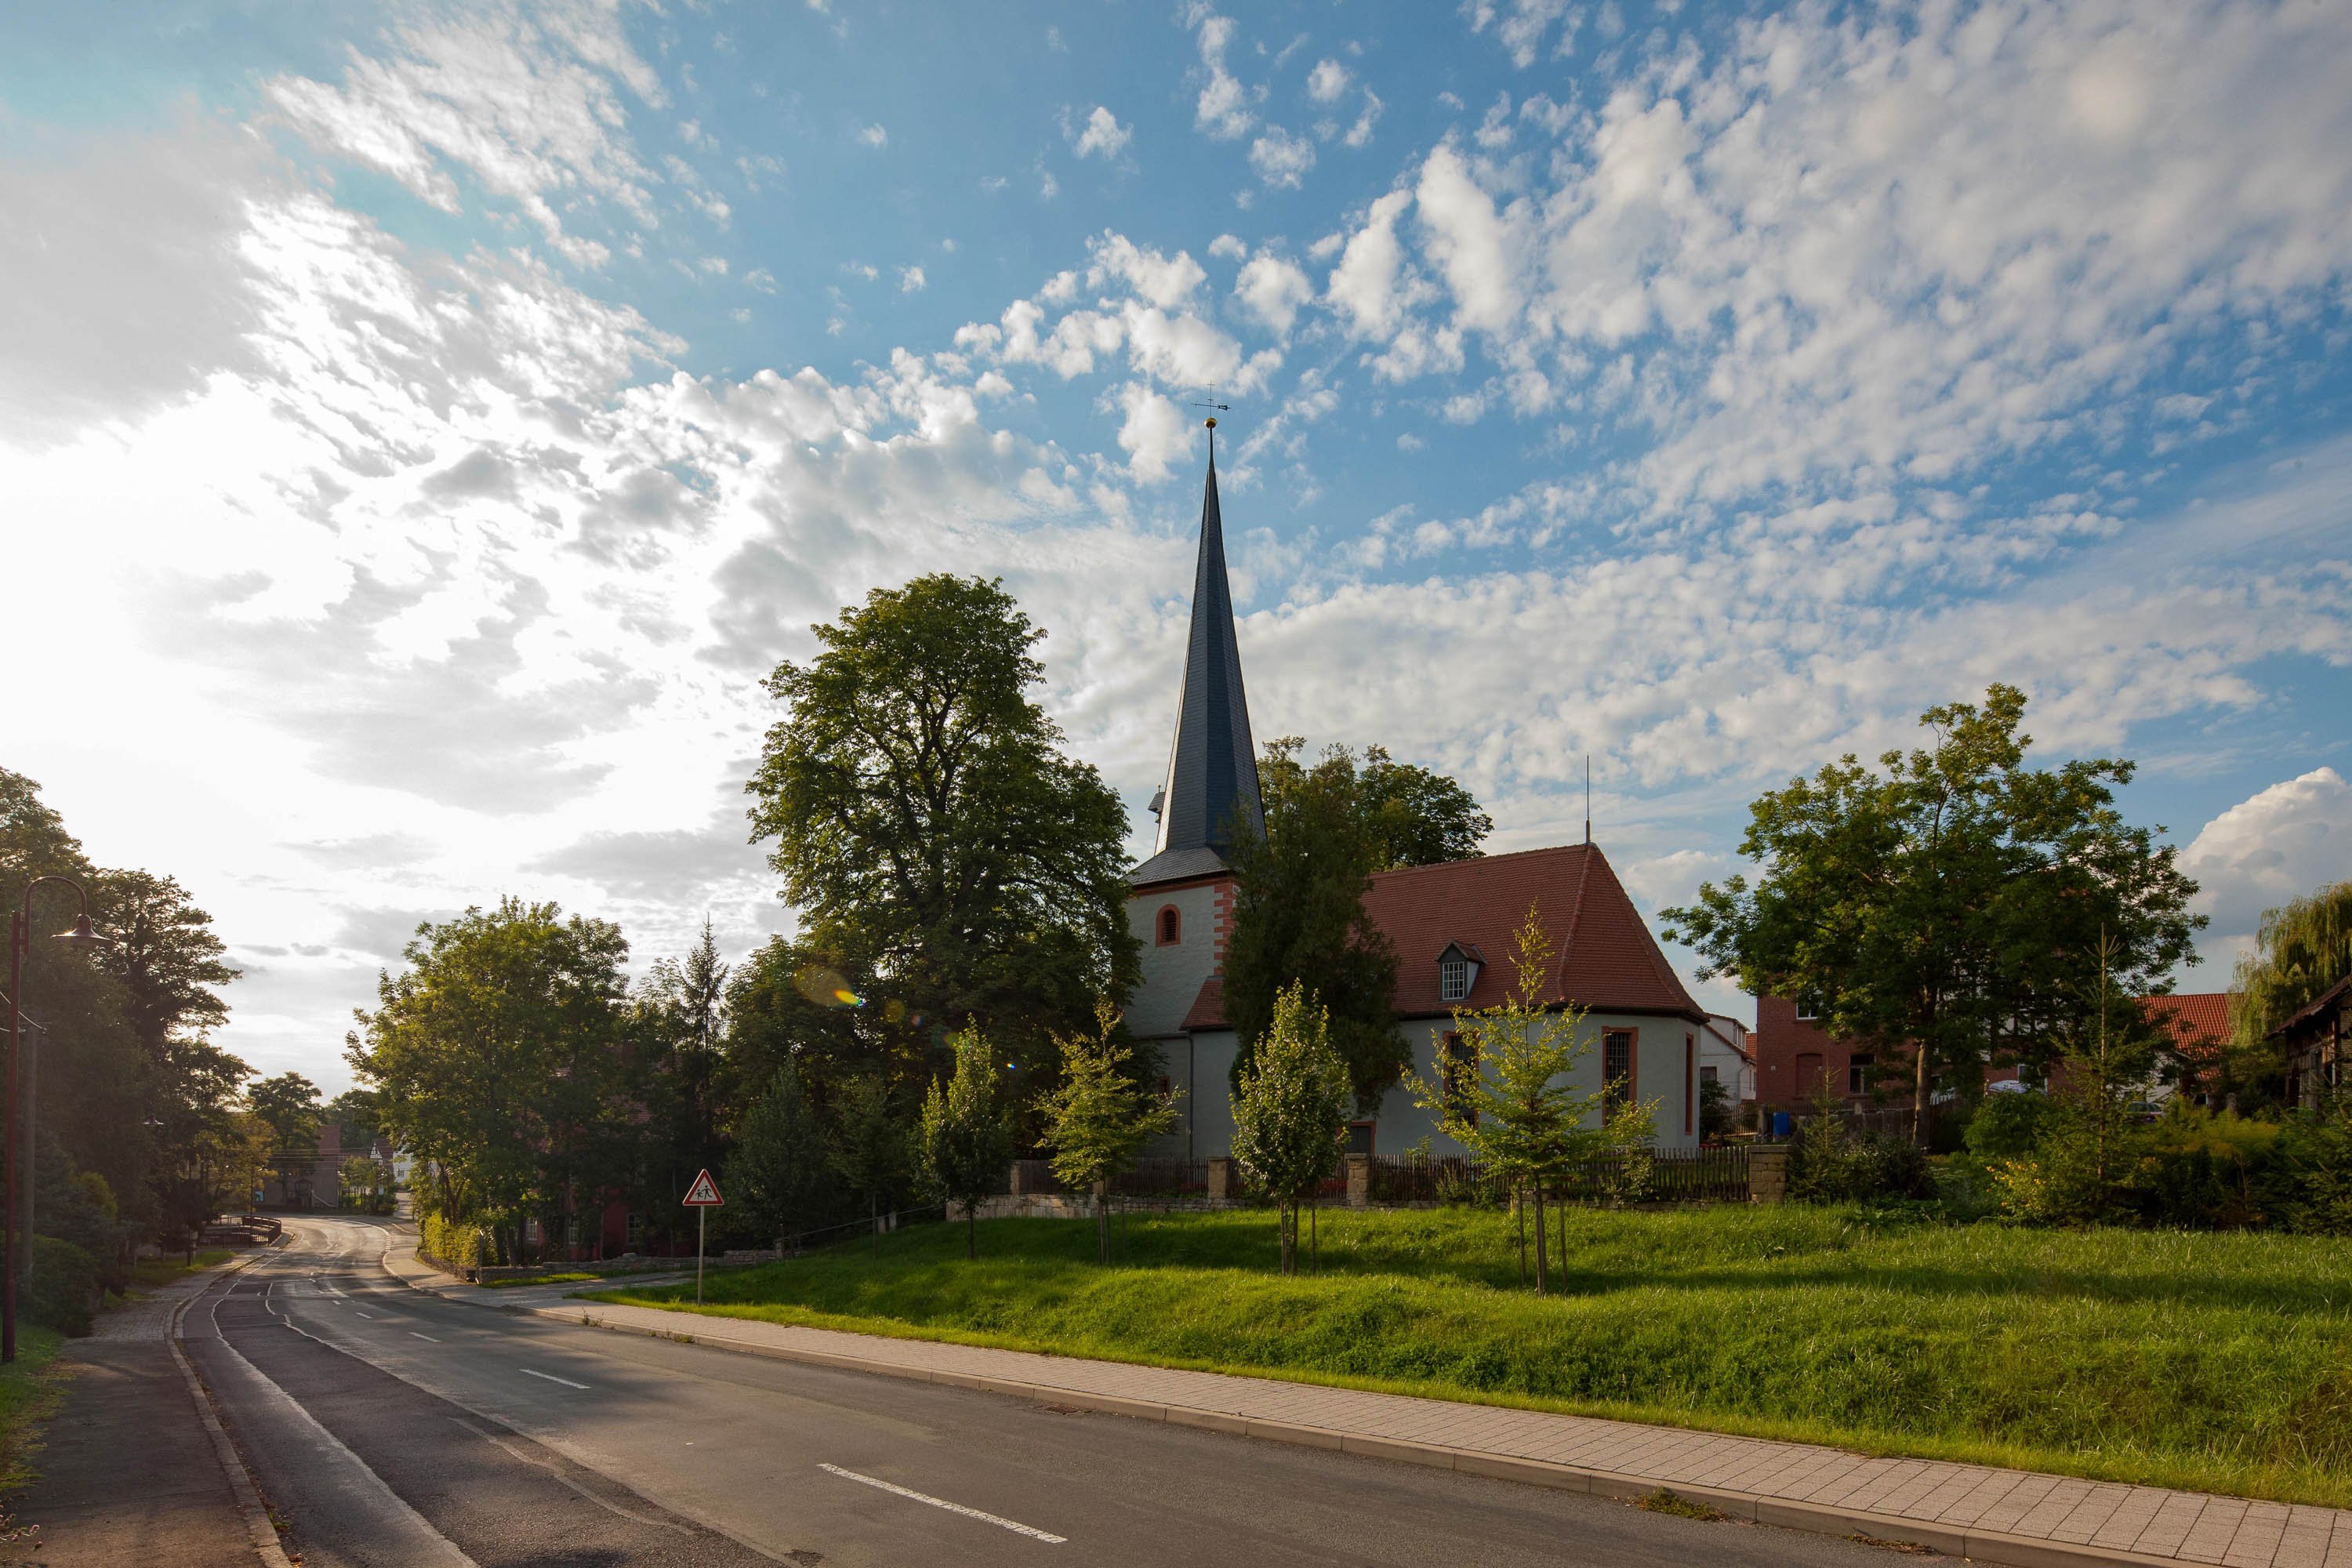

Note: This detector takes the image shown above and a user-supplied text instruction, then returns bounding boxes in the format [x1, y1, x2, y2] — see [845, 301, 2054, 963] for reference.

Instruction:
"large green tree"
[630, 918, 731, 1240]
[746, 575, 1140, 1100]
[1224, 741, 1412, 1111]
[1258, 739, 1491, 872]
[347, 898, 633, 1263]
[2, 771, 247, 1241]
[1662, 685, 2204, 1142]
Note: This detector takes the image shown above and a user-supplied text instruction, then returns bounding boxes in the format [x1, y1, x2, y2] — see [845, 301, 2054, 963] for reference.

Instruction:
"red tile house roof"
[1366, 844, 1704, 1022]
[2143, 992, 2231, 1053]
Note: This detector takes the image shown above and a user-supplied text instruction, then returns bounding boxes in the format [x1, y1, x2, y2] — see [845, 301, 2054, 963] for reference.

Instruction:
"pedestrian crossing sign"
[683, 1169, 723, 1206]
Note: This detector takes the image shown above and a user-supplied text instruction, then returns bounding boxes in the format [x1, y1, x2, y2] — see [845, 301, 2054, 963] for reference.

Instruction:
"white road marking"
[411, 1333, 441, 1342]
[199, 1291, 478, 1566]
[818, 1463, 1066, 1544]
[354, 1310, 377, 1319]
[521, 1367, 590, 1390]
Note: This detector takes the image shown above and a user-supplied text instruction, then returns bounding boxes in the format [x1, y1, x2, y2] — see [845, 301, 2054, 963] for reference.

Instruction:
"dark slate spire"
[1134, 426, 1261, 887]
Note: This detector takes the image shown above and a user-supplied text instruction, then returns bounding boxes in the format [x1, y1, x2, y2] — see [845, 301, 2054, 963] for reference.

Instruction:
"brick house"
[1754, 990, 2235, 1111]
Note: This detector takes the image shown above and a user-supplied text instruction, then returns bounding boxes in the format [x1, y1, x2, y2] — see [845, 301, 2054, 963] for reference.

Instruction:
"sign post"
[683, 1168, 723, 1304]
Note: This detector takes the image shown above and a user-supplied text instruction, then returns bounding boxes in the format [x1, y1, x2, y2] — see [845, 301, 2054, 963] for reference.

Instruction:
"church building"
[1126, 432, 1711, 1163]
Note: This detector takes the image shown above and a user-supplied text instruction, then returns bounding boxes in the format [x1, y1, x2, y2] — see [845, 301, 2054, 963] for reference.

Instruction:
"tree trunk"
[1532, 1185, 1548, 1295]
[1310, 1196, 1318, 1276]
[1515, 1188, 1526, 1286]
[967, 1206, 976, 1260]
[1556, 1183, 1567, 1287]
[1913, 996, 1936, 1148]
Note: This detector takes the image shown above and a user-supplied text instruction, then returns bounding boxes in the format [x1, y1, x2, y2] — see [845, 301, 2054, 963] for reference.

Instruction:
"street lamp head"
[55, 913, 109, 950]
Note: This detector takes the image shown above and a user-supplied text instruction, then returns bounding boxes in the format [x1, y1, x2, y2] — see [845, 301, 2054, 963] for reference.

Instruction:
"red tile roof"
[1182, 977, 1228, 1031]
[2143, 992, 2230, 1051]
[1364, 844, 1704, 1022]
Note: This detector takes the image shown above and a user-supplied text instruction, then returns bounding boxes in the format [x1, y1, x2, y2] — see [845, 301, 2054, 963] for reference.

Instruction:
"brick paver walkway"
[383, 1241, 2352, 1568]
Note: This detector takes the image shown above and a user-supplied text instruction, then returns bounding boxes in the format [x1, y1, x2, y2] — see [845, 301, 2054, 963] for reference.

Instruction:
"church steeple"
[1134, 421, 1261, 885]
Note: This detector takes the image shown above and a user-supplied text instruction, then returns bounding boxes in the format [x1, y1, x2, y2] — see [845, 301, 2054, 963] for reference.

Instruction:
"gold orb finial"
[1204, 416, 1217, 429]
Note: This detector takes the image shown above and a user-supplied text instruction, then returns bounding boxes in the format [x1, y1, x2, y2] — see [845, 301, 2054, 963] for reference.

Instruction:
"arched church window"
[1156, 906, 1181, 946]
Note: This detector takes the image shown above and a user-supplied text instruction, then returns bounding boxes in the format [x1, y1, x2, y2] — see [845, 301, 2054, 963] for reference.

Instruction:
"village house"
[1127, 435, 1711, 1163]
[1751, 989, 2236, 1113]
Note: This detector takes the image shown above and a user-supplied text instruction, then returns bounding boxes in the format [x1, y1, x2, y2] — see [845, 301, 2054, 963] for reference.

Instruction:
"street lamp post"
[6, 876, 110, 1363]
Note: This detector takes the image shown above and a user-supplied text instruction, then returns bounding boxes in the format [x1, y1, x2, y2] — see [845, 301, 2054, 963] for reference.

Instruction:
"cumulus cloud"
[899, 265, 927, 292]
[1384, 2, 2352, 517]
[1233, 253, 1314, 334]
[1191, 9, 1255, 140]
[1115, 381, 1193, 482]
[1072, 105, 1133, 160]
[1307, 59, 1351, 103]
[858, 123, 888, 148]
[2183, 768, 2352, 956]
[1248, 127, 1316, 189]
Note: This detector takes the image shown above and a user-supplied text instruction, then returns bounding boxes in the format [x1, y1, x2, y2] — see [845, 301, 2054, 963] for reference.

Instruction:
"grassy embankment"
[597, 1204, 2352, 1508]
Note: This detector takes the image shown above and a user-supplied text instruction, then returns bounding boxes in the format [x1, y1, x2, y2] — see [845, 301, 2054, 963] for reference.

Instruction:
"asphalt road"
[184, 1215, 1900, 1567]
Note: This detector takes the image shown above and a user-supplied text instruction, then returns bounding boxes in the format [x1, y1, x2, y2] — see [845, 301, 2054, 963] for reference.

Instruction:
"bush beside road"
[597, 1204, 2352, 1510]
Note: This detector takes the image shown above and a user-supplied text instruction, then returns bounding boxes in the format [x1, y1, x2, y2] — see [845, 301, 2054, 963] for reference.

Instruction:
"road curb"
[378, 1242, 2267, 1568]
[165, 1254, 299, 1568]
[525, 1299, 2217, 1568]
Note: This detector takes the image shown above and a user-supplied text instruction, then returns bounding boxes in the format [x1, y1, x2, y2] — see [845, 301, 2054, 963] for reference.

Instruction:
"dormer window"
[1437, 941, 1483, 1003]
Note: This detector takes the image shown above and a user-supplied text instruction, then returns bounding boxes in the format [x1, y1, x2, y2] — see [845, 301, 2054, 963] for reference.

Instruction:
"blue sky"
[3, 0, 2349, 1090]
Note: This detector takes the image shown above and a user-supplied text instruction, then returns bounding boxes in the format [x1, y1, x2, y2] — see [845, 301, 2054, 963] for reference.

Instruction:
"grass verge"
[0, 1327, 70, 1497]
[126, 1250, 236, 1291]
[594, 1204, 2352, 1508]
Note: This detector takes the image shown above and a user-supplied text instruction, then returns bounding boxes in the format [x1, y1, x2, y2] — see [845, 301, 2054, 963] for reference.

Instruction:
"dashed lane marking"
[817, 1463, 1066, 1544]
[520, 1367, 590, 1390]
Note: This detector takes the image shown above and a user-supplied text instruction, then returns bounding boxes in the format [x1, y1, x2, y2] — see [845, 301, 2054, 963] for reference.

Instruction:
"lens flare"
[792, 964, 865, 1010]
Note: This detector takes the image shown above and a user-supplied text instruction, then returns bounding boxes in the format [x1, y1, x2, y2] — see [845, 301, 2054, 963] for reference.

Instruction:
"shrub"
[419, 1212, 489, 1272]
[2274, 1093, 2352, 1235]
[2134, 1105, 2282, 1229]
[1790, 1103, 1932, 1204]
[27, 1237, 100, 1337]
[1964, 1091, 2054, 1161]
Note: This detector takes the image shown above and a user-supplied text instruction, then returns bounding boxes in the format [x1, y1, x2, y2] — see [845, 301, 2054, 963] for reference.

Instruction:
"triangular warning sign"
[682, 1168, 723, 1206]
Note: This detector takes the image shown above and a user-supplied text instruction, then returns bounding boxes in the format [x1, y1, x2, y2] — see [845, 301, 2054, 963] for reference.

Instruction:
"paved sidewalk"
[384, 1242, 2351, 1568]
[2, 1258, 281, 1566]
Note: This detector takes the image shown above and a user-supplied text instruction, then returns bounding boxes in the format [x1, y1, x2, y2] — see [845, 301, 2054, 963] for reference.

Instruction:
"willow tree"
[2229, 880, 2352, 1103]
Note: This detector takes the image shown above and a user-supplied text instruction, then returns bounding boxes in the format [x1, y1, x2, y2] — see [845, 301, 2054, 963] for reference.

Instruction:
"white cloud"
[1086, 232, 1207, 309]
[1208, 233, 1247, 261]
[1115, 380, 1192, 481]
[1343, 89, 1385, 149]
[1393, 1, 2352, 516]
[1233, 254, 1314, 334]
[1192, 10, 1256, 141]
[1414, 144, 1524, 336]
[899, 265, 927, 292]
[2183, 768, 2352, 956]
[264, 0, 666, 268]
[744, 267, 776, 293]
[858, 123, 887, 148]
[1327, 189, 1420, 339]
[1307, 59, 1351, 103]
[1073, 106, 1133, 161]
[1463, 0, 1581, 68]
[1248, 127, 1316, 189]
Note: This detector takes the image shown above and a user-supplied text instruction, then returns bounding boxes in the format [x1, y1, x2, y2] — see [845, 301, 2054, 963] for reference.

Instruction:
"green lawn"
[127, 1249, 236, 1291]
[597, 1205, 2352, 1508]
